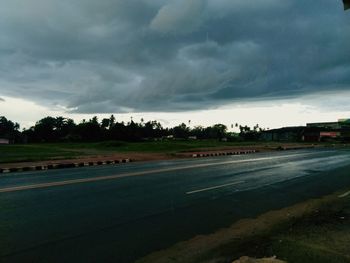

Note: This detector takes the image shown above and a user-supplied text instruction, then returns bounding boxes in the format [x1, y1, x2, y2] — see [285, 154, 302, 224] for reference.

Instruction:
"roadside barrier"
[192, 150, 257, 158]
[0, 159, 132, 175]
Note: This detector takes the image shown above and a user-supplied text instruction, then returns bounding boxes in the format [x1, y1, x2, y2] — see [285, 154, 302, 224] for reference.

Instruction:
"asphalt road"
[1, 148, 350, 263]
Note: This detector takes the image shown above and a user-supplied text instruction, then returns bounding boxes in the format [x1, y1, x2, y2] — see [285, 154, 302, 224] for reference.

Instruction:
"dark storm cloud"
[0, 0, 349, 113]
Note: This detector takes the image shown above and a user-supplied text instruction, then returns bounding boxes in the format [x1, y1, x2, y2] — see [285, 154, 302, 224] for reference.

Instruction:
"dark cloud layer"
[0, 0, 349, 113]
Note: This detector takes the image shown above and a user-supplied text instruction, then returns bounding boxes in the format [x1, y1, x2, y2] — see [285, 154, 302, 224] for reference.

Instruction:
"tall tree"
[109, 115, 116, 129]
[0, 116, 20, 142]
[101, 118, 110, 129]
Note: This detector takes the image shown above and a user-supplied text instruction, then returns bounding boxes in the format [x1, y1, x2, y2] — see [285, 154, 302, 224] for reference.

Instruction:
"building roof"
[263, 126, 305, 133]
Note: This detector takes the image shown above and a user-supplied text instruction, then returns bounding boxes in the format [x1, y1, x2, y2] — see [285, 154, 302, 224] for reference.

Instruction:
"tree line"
[0, 115, 264, 143]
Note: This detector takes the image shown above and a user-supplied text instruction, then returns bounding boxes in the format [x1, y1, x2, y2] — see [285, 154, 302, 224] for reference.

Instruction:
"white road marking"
[338, 190, 350, 198]
[186, 181, 245, 195]
[0, 152, 314, 193]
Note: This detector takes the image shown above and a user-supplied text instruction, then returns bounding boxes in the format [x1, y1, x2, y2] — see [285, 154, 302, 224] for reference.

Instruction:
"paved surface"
[1, 149, 350, 263]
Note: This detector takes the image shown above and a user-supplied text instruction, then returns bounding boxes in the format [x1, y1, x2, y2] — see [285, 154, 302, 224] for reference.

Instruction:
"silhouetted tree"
[1, 115, 264, 143]
[0, 116, 20, 142]
[171, 123, 190, 138]
[101, 118, 110, 129]
[73, 117, 102, 142]
[33, 117, 57, 142]
[109, 115, 116, 129]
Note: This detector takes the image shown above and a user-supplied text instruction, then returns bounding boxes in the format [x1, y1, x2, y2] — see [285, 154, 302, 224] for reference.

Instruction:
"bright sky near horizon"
[0, 0, 349, 129]
[1, 92, 350, 130]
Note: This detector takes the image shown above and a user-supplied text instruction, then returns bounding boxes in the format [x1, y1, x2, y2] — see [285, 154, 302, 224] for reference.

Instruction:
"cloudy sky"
[0, 0, 349, 129]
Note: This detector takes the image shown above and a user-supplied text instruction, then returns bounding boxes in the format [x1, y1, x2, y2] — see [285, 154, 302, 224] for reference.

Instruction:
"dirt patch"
[232, 256, 286, 263]
[136, 191, 348, 263]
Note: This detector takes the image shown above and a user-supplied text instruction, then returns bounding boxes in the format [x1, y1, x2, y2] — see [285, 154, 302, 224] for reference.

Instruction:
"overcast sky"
[1, 0, 349, 129]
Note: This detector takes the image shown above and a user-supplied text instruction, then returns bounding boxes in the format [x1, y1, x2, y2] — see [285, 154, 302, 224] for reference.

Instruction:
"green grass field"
[59, 140, 275, 152]
[0, 140, 322, 164]
[0, 140, 277, 163]
[0, 144, 84, 163]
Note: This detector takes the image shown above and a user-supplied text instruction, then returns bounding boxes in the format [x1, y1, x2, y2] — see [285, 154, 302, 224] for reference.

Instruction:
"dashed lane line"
[186, 181, 245, 195]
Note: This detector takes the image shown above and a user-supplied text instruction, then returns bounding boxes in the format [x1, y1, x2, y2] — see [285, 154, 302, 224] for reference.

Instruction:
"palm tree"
[109, 115, 116, 128]
[253, 124, 259, 132]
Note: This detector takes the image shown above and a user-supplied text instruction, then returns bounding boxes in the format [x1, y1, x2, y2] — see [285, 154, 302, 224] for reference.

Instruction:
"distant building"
[306, 122, 341, 129]
[302, 128, 341, 142]
[304, 119, 350, 141]
[338, 119, 350, 128]
[261, 127, 305, 141]
[0, 138, 10, 144]
[307, 119, 350, 129]
[320, 131, 340, 138]
[341, 130, 350, 141]
[261, 125, 344, 142]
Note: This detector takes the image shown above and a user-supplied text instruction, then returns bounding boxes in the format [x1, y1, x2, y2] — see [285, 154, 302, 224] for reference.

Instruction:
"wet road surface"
[1, 149, 350, 262]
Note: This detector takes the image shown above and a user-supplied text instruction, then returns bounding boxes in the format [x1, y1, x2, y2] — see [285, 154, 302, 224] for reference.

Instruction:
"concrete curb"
[191, 150, 257, 158]
[0, 159, 131, 174]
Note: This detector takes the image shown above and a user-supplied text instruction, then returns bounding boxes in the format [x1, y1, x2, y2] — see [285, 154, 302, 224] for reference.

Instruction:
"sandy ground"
[135, 192, 343, 263]
[232, 256, 286, 263]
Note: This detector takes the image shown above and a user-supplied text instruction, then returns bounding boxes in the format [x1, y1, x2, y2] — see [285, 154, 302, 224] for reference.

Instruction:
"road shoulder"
[136, 189, 350, 263]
